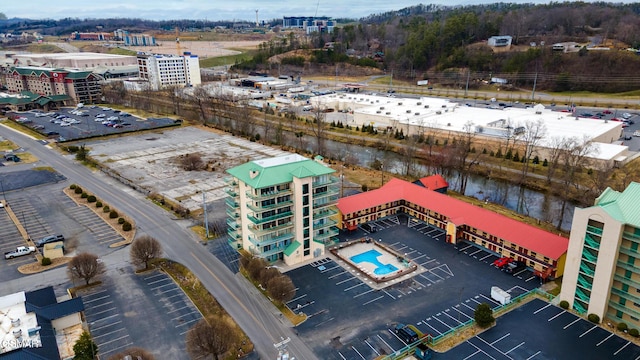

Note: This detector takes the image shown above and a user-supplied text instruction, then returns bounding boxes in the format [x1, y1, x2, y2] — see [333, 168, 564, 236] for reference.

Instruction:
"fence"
[380, 288, 555, 359]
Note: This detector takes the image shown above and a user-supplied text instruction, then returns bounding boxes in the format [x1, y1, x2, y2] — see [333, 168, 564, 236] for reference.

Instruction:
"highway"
[0, 125, 317, 360]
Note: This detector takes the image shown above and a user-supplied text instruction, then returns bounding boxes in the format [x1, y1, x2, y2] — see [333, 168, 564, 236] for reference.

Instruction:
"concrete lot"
[78, 269, 202, 359]
[446, 298, 640, 360]
[285, 214, 539, 360]
[11, 107, 177, 142]
[85, 126, 290, 211]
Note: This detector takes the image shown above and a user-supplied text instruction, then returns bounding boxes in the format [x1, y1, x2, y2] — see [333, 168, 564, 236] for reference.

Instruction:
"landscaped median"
[64, 184, 136, 247]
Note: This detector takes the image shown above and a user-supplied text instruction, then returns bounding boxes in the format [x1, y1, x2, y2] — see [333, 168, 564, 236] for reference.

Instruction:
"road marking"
[596, 333, 614, 346]
[563, 318, 581, 329]
[287, 294, 307, 304]
[364, 339, 380, 356]
[534, 303, 552, 314]
[376, 334, 394, 353]
[615, 341, 631, 355]
[526, 351, 541, 359]
[352, 345, 366, 359]
[383, 290, 395, 300]
[480, 253, 494, 261]
[513, 269, 528, 277]
[419, 274, 436, 283]
[353, 289, 375, 298]
[321, 265, 341, 273]
[93, 327, 127, 340]
[83, 295, 109, 304]
[328, 270, 347, 279]
[505, 341, 525, 354]
[344, 282, 365, 291]
[98, 334, 130, 347]
[148, 277, 170, 285]
[411, 254, 426, 261]
[469, 249, 483, 256]
[362, 296, 384, 306]
[459, 245, 473, 252]
[91, 320, 122, 332]
[579, 325, 598, 338]
[525, 276, 536, 282]
[491, 333, 511, 345]
[475, 335, 511, 358]
[337, 351, 347, 360]
[466, 340, 496, 360]
[167, 305, 190, 314]
[89, 307, 117, 317]
[547, 311, 565, 322]
[151, 282, 174, 291]
[337, 276, 358, 285]
[89, 300, 114, 309]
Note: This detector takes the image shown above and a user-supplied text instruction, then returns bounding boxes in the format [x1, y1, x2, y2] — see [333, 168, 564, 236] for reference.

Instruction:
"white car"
[634, 130, 640, 137]
[60, 122, 71, 127]
[623, 112, 633, 119]
[96, 114, 106, 118]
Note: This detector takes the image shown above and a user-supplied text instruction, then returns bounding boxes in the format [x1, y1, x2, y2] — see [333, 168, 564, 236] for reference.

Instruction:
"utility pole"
[202, 192, 209, 238]
[465, 70, 470, 98]
[531, 71, 538, 101]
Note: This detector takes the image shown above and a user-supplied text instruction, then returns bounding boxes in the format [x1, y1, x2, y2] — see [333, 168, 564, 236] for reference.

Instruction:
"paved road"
[0, 126, 317, 360]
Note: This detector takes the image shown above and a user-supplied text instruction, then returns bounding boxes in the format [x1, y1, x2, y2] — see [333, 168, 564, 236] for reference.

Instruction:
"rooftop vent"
[436, 110, 442, 115]
[424, 105, 429, 108]
[417, 102, 422, 105]
[380, 106, 385, 110]
[415, 112, 420, 116]
[406, 110, 412, 113]
[376, 110, 381, 114]
[11, 319, 20, 327]
[385, 112, 391, 115]
[398, 102, 403, 106]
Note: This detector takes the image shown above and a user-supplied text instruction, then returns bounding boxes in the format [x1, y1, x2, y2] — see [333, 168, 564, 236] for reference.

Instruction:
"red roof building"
[413, 174, 449, 193]
[336, 178, 569, 277]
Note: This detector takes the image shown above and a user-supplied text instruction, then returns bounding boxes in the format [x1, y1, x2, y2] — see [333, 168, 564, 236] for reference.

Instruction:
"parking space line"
[151, 283, 175, 291]
[513, 269, 528, 277]
[353, 289, 375, 298]
[596, 333, 614, 346]
[432, 315, 456, 330]
[470, 297, 482, 305]
[413, 279, 425, 288]
[462, 301, 477, 312]
[525, 276, 537, 282]
[505, 342, 525, 354]
[526, 351, 541, 359]
[419, 274, 436, 283]
[469, 249, 483, 256]
[459, 245, 473, 252]
[615, 341, 631, 355]
[321, 265, 341, 273]
[420, 259, 437, 266]
[376, 334, 395, 353]
[466, 340, 496, 360]
[176, 317, 201, 328]
[452, 306, 473, 320]
[328, 270, 348, 279]
[287, 294, 307, 304]
[88, 301, 114, 309]
[344, 282, 365, 291]
[167, 305, 190, 314]
[93, 327, 127, 340]
[579, 325, 598, 338]
[491, 333, 510, 345]
[411, 254, 426, 262]
[337, 351, 347, 360]
[352, 346, 366, 359]
[155, 287, 179, 296]
[362, 296, 384, 306]
[172, 311, 199, 321]
[91, 320, 122, 332]
[147, 278, 171, 285]
[547, 311, 565, 322]
[336, 277, 358, 285]
[383, 290, 395, 300]
[100, 342, 134, 357]
[476, 335, 510, 358]
[364, 339, 380, 356]
[480, 253, 494, 261]
[89, 307, 117, 317]
[97, 334, 129, 347]
[563, 318, 581, 329]
[478, 294, 500, 306]
[533, 303, 552, 314]
[442, 310, 463, 324]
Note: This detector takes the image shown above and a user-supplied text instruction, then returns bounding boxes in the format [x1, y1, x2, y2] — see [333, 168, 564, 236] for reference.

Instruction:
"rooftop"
[337, 178, 569, 260]
[594, 182, 640, 227]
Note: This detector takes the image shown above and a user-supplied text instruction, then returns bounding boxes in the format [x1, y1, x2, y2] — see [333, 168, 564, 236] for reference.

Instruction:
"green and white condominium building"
[225, 154, 340, 265]
[561, 182, 640, 329]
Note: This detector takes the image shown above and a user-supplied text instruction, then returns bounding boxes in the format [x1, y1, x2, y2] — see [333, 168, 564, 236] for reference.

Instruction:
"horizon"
[2, 0, 623, 22]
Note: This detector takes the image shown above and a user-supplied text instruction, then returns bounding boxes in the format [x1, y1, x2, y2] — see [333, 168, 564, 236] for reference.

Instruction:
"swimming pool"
[350, 249, 399, 275]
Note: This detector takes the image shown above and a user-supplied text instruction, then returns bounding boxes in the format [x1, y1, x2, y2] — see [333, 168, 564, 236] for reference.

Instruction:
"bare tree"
[267, 275, 296, 304]
[450, 120, 480, 194]
[309, 104, 328, 154]
[191, 85, 210, 122]
[545, 136, 566, 183]
[130, 236, 163, 270]
[181, 153, 205, 171]
[259, 267, 280, 286]
[107, 347, 155, 360]
[67, 252, 105, 286]
[519, 119, 547, 181]
[186, 318, 238, 360]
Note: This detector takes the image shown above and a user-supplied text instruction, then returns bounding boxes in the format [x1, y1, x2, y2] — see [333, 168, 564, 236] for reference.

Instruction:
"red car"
[492, 257, 514, 268]
[603, 110, 613, 114]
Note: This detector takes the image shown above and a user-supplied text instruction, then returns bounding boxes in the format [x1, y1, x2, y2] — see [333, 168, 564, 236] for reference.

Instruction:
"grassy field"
[199, 49, 256, 68]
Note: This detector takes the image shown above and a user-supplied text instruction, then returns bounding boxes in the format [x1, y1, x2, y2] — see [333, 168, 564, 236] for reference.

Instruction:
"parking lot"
[9, 107, 178, 142]
[79, 269, 202, 359]
[445, 298, 640, 360]
[285, 214, 539, 360]
[0, 205, 34, 282]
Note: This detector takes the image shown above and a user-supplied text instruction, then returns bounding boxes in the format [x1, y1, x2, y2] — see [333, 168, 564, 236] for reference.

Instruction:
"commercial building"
[282, 16, 335, 33]
[488, 35, 513, 47]
[136, 52, 201, 90]
[69, 31, 113, 41]
[337, 177, 569, 278]
[310, 94, 630, 166]
[2, 67, 102, 105]
[114, 29, 156, 46]
[0, 287, 84, 359]
[560, 182, 640, 329]
[225, 154, 339, 265]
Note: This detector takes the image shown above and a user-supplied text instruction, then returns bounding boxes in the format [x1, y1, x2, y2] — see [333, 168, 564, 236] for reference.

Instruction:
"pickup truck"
[5, 246, 36, 259]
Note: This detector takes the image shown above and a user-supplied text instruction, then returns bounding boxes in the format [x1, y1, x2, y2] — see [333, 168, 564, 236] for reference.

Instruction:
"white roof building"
[136, 52, 201, 91]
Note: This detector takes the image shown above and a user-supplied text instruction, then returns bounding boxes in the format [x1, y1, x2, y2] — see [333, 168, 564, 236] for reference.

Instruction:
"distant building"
[69, 31, 113, 41]
[225, 154, 339, 265]
[488, 35, 513, 47]
[114, 29, 157, 46]
[136, 52, 201, 90]
[0, 286, 84, 359]
[412, 174, 449, 193]
[282, 16, 335, 34]
[560, 182, 640, 330]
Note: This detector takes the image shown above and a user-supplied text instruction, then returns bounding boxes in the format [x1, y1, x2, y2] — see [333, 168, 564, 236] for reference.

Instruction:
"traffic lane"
[0, 126, 314, 360]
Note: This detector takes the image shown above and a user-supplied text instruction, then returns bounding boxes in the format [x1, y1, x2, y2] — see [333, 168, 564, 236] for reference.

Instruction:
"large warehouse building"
[310, 94, 630, 165]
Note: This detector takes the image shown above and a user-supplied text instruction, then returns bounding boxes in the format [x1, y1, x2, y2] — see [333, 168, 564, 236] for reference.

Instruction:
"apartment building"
[225, 154, 339, 265]
[560, 182, 640, 329]
[337, 177, 569, 278]
[136, 52, 201, 91]
[2, 67, 101, 105]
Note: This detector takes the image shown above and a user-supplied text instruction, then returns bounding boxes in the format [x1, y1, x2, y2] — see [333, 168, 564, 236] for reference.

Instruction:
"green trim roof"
[65, 71, 93, 79]
[594, 182, 640, 226]
[283, 241, 301, 256]
[226, 154, 335, 189]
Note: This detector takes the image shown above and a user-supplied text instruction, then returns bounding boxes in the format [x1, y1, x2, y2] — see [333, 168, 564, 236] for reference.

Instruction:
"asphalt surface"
[0, 168, 66, 192]
[0, 125, 316, 360]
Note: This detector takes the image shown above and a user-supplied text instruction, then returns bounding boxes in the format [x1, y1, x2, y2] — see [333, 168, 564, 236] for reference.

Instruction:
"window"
[303, 184, 309, 194]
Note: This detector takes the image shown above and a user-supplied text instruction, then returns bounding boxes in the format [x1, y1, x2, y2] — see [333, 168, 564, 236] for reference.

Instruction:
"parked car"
[603, 110, 613, 114]
[96, 114, 106, 118]
[623, 134, 633, 140]
[623, 112, 633, 119]
[580, 112, 593, 117]
[35, 234, 65, 247]
[492, 257, 514, 268]
[504, 261, 526, 274]
[634, 130, 640, 137]
[395, 324, 419, 344]
[5, 246, 36, 259]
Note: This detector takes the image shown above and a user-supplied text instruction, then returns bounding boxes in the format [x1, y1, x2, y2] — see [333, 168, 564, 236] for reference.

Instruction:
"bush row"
[69, 184, 131, 232]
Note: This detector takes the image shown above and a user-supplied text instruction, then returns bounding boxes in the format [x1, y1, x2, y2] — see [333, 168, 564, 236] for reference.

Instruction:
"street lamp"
[380, 164, 384, 186]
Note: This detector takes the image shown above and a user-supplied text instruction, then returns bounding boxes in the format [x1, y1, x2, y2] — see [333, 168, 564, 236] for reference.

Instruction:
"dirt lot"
[125, 40, 262, 58]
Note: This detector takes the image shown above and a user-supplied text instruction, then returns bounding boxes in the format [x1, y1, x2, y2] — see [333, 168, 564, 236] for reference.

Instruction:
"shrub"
[103, 206, 110, 213]
[109, 210, 119, 219]
[95, 201, 103, 208]
[122, 222, 132, 231]
[629, 328, 639, 337]
[118, 217, 125, 224]
[617, 322, 628, 332]
[41, 257, 52, 266]
[87, 195, 97, 203]
[81, 192, 88, 199]
[588, 313, 600, 324]
[474, 303, 495, 328]
[70, 184, 77, 190]
[559, 300, 569, 309]
[74, 187, 83, 194]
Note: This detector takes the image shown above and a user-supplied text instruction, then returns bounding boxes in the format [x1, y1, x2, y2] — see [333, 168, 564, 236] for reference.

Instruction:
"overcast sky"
[2, 1, 621, 21]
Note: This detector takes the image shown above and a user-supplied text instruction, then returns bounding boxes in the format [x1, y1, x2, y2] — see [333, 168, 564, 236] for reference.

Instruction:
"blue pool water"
[350, 249, 399, 275]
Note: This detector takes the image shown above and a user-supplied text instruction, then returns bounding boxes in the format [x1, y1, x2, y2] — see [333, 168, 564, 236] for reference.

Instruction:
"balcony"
[313, 177, 339, 188]
[259, 245, 288, 258]
[574, 287, 590, 302]
[573, 300, 587, 314]
[314, 227, 339, 241]
[225, 198, 239, 208]
[608, 301, 640, 320]
[614, 274, 640, 289]
[586, 225, 603, 236]
[247, 199, 293, 212]
[610, 287, 640, 305]
[583, 234, 600, 250]
[623, 231, 640, 242]
[619, 246, 640, 258]
[227, 228, 241, 240]
[246, 188, 292, 201]
[247, 222, 294, 236]
[226, 218, 239, 229]
[224, 188, 239, 198]
[313, 218, 337, 230]
[313, 187, 340, 199]
[313, 208, 338, 219]
[617, 261, 640, 273]
[313, 196, 339, 209]
[579, 262, 595, 277]
[576, 274, 593, 290]
[225, 177, 238, 186]
[248, 233, 295, 248]
[581, 248, 598, 264]
[226, 208, 240, 218]
[247, 211, 293, 225]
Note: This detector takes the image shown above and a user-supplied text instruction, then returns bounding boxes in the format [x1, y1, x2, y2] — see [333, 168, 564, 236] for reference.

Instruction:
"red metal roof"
[418, 174, 448, 190]
[337, 178, 568, 260]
